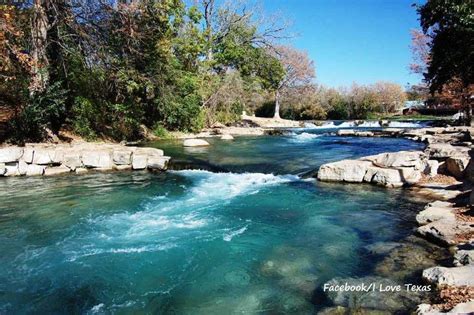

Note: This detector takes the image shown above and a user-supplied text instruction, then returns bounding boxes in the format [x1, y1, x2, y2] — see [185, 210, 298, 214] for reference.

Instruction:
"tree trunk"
[30, 0, 49, 96]
[204, 0, 214, 62]
[274, 89, 281, 119]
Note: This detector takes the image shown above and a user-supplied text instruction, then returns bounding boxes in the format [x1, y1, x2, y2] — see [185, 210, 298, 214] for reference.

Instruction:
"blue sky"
[262, 0, 423, 88]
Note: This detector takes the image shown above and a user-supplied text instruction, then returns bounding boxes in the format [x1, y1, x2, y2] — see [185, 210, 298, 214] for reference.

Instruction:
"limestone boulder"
[147, 156, 170, 170]
[33, 148, 63, 165]
[132, 154, 148, 170]
[417, 219, 473, 246]
[63, 153, 83, 171]
[363, 166, 404, 187]
[426, 143, 470, 159]
[450, 301, 474, 314]
[114, 165, 131, 171]
[370, 151, 426, 169]
[75, 168, 88, 174]
[336, 129, 355, 136]
[0, 147, 23, 163]
[25, 164, 45, 176]
[446, 155, 470, 178]
[134, 147, 164, 157]
[4, 163, 19, 176]
[183, 139, 210, 147]
[18, 160, 27, 175]
[221, 134, 234, 140]
[416, 202, 455, 225]
[82, 150, 113, 169]
[422, 265, 474, 286]
[454, 248, 474, 266]
[354, 131, 374, 137]
[44, 166, 71, 176]
[317, 160, 372, 183]
[425, 160, 439, 176]
[112, 150, 133, 165]
[22, 148, 34, 163]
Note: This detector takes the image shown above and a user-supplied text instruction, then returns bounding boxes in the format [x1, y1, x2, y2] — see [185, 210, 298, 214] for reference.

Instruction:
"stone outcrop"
[416, 201, 456, 225]
[0, 143, 169, 177]
[317, 151, 430, 187]
[220, 134, 234, 140]
[422, 265, 474, 286]
[183, 138, 210, 147]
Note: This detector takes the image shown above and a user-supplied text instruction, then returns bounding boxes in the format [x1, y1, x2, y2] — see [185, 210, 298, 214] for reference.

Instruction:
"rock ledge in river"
[183, 139, 210, 147]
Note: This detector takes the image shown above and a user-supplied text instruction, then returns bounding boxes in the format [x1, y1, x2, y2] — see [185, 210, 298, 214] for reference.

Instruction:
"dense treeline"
[0, 0, 408, 143]
[410, 0, 473, 123]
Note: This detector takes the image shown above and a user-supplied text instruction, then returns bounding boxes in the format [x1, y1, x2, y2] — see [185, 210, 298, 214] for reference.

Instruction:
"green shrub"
[152, 123, 171, 139]
[71, 97, 98, 140]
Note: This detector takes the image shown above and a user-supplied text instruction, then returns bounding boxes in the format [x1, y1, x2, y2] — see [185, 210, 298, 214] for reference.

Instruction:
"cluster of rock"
[0, 142, 170, 177]
[317, 150, 433, 187]
[319, 126, 474, 314]
[319, 127, 473, 187]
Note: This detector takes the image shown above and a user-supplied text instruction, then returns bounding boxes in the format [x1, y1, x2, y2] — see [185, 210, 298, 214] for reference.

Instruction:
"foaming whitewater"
[62, 170, 301, 261]
[223, 225, 248, 241]
[289, 132, 321, 142]
[177, 170, 300, 200]
[387, 121, 423, 128]
[302, 120, 423, 129]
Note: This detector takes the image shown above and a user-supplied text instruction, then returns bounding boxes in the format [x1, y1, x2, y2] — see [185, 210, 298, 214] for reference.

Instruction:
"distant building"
[402, 100, 424, 115]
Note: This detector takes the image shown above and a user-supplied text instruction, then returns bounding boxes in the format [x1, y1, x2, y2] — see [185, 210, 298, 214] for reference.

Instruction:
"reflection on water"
[0, 135, 440, 313]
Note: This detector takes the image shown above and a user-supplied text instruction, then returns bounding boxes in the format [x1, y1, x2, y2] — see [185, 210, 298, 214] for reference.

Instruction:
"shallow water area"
[0, 132, 437, 313]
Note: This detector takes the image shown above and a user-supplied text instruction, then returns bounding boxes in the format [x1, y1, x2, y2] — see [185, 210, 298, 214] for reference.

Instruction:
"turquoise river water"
[0, 130, 433, 314]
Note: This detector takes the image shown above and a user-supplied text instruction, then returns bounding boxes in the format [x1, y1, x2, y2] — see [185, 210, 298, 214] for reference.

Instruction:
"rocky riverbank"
[0, 142, 170, 177]
[317, 126, 474, 314]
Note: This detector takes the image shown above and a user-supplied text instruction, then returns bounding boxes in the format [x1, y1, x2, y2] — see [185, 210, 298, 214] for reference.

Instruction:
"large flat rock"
[317, 160, 372, 183]
[422, 265, 474, 286]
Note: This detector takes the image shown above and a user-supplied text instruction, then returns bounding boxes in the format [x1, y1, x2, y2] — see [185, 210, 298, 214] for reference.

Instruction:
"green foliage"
[326, 99, 349, 120]
[8, 81, 68, 144]
[71, 97, 98, 140]
[417, 0, 473, 91]
[152, 123, 171, 139]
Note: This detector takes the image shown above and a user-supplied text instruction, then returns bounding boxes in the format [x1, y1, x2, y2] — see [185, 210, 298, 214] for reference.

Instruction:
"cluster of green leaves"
[2, 0, 286, 143]
[417, 0, 473, 92]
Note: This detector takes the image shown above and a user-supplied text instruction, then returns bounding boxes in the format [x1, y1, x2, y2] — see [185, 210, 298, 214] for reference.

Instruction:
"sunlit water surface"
[0, 133, 430, 313]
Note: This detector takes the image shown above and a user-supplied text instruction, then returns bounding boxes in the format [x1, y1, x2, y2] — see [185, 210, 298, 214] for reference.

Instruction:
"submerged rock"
[364, 242, 403, 255]
[183, 139, 210, 147]
[324, 276, 422, 312]
[260, 246, 318, 298]
[220, 134, 234, 140]
[374, 236, 449, 281]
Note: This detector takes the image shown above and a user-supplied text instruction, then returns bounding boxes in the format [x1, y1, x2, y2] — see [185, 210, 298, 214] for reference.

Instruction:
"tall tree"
[416, 0, 473, 124]
[272, 45, 315, 119]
